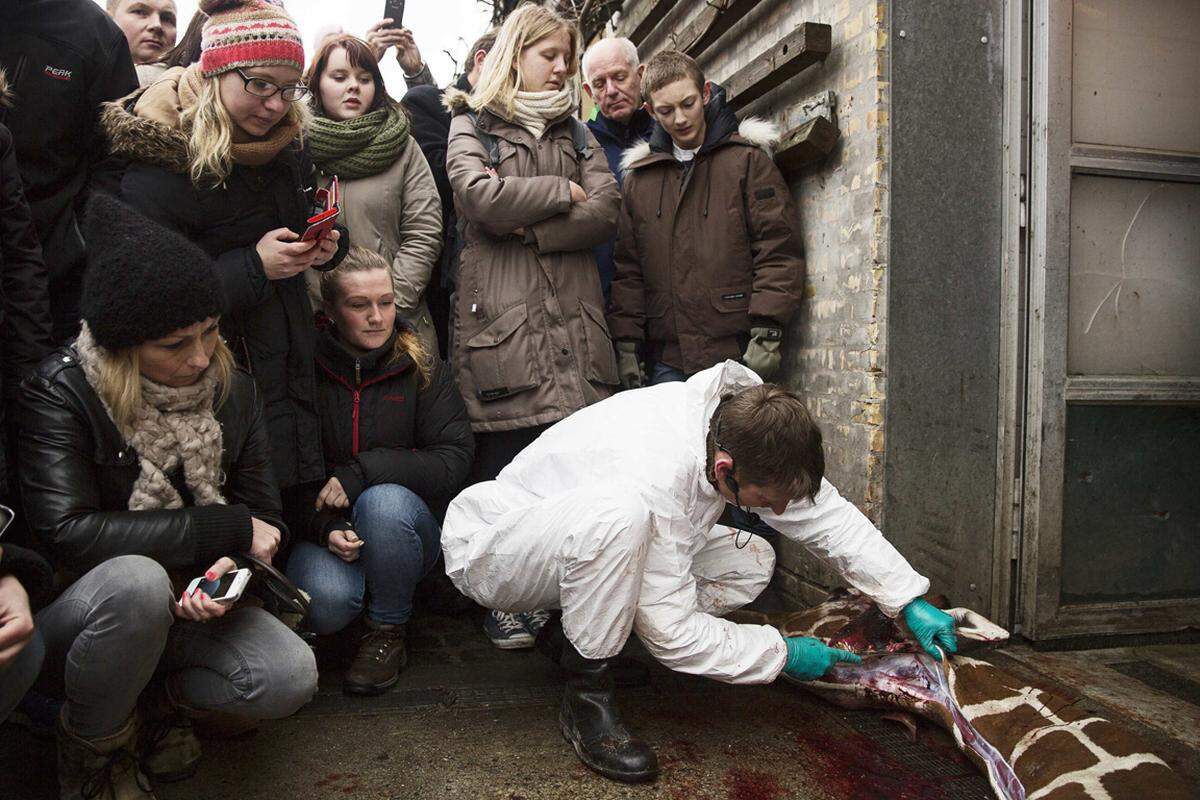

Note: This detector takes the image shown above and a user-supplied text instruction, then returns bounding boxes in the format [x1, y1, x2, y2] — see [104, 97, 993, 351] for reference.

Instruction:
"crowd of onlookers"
[0, 0, 804, 796]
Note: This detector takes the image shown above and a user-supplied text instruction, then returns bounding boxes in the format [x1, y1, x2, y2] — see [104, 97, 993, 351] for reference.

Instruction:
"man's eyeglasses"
[235, 69, 309, 102]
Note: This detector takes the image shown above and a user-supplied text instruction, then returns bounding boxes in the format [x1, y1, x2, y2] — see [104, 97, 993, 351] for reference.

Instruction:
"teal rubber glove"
[903, 598, 958, 660]
[782, 636, 863, 681]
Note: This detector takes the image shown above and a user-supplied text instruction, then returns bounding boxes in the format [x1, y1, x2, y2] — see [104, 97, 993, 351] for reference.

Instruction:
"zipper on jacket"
[352, 390, 361, 455]
[355, 359, 361, 386]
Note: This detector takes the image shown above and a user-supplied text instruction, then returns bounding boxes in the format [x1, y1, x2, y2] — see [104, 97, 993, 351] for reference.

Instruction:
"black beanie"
[80, 194, 224, 351]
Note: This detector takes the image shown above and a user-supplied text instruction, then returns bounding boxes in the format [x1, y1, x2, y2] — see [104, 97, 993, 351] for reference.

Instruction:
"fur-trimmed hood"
[0, 68, 12, 109]
[100, 86, 191, 173]
[619, 116, 780, 175]
[442, 86, 473, 116]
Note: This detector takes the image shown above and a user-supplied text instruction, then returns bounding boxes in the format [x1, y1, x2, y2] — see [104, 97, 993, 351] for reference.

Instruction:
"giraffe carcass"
[753, 589, 1191, 800]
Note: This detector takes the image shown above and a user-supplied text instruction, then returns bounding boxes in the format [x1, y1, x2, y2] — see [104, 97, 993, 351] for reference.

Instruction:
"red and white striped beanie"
[199, 0, 305, 78]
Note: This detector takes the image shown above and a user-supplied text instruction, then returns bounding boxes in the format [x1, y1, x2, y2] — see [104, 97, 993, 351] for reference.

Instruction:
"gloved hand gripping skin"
[903, 598, 958, 661]
[741, 327, 783, 381]
[781, 636, 862, 681]
[616, 341, 646, 390]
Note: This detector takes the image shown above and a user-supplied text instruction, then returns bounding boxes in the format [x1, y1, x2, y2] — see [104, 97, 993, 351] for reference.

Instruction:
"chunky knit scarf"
[306, 106, 411, 179]
[75, 323, 227, 512]
[500, 87, 576, 140]
[135, 64, 300, 168]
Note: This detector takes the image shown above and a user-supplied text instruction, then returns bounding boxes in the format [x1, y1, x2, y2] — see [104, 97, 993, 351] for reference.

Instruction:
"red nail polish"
[205, 571, 216, 581]
[200, 593, 208, 601]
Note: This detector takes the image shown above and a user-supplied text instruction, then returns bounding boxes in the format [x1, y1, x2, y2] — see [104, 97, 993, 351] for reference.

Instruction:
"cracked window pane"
[1073, 0, 1200, 154]
[1068, 175, 1200, 376]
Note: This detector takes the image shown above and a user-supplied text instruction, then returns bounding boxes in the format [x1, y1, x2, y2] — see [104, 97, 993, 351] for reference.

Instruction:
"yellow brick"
[850, 174, 862, 191]
[844, 11, 864, 39]
[870, 429, 885, 452]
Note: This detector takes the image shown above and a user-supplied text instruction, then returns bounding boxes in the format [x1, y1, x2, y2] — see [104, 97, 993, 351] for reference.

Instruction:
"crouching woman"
[18, 195, 317, 800]
[285, 247, 473, 695]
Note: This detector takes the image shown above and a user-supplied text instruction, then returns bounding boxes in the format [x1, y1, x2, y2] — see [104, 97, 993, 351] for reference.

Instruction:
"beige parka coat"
[445, 89, 621, 433]
[307, 139, 443, 356]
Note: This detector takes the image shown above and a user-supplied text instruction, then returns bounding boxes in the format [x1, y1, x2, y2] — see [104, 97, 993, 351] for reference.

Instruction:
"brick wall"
[618, 0, 892, 603]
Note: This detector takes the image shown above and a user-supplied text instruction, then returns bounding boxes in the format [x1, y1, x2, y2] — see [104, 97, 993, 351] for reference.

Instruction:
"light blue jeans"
[286, 484, 441, 635]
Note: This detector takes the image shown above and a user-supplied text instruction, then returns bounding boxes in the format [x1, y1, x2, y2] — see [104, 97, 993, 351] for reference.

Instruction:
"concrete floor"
[1, 608, 1197, 799]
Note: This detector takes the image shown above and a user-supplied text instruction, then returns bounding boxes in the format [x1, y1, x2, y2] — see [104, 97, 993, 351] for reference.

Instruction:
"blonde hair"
[95, 338, 236, 432]
[182, 75, 310, 188]
[468, 4, 581, 119]
[319, 247, 432, 388]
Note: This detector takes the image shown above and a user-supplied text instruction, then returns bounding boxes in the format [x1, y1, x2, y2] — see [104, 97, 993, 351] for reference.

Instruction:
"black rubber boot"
[558, 636, 658, 783]
[537, 613, 651, 687]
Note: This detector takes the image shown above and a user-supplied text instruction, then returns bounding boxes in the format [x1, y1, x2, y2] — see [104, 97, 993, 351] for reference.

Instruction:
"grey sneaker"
[484, 610, 535, 649]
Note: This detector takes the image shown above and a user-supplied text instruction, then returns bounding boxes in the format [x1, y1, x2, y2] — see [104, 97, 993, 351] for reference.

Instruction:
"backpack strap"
[465, 110, 502, 169]
[570, 118, 591, 159]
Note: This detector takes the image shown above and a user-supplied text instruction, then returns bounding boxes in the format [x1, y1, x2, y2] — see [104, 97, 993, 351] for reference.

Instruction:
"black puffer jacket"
[0, 73, 54, 497]
[285, 322, 473, 544]
[0, 0, 137, 338]
[102, 93, 349, 489]
[18, 346, 286, 577]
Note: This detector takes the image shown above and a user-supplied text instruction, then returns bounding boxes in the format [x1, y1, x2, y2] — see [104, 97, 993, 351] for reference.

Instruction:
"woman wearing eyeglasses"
[101, 0, 349, 496]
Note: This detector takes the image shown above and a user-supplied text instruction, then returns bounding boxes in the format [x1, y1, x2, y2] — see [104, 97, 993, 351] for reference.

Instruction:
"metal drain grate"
[1106, 661, 1200, 707]
[838, 710, 996, 800]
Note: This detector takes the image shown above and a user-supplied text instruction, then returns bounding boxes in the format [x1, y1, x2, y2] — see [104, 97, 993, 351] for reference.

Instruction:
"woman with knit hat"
[101, 0, 348, 495]
[444, 4, 621, 648]
[18, 194, 316, 800]
[303, 33, 442, 358]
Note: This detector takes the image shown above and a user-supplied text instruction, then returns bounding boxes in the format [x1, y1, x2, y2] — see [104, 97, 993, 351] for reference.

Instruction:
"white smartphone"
[182, 568, 251, 605]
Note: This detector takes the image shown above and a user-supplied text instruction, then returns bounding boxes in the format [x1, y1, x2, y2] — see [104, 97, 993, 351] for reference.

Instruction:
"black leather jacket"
[17, 346, 287, 577]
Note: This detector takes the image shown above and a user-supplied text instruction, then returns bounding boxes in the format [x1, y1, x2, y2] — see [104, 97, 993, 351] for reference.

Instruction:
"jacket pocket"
[465, 303, 542, 402]
[708, 285, 752, 338]
[579, 302, 619, 386]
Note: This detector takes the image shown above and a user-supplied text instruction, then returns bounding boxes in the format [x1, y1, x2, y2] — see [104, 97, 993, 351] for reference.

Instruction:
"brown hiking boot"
[57, 709, 157, 800]
[137, 679, 201, 784]
[344, 619, 407, 695]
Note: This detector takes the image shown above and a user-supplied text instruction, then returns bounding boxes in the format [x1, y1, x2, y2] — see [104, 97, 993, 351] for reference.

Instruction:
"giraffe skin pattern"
[739, 589, 1191, 799]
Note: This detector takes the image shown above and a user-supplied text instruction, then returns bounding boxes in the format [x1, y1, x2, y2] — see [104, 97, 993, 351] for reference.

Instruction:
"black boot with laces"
[344, 619, 407, 695]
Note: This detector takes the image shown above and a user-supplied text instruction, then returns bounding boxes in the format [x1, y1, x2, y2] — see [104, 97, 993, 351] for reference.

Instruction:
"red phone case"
[301, 176, 340, 242]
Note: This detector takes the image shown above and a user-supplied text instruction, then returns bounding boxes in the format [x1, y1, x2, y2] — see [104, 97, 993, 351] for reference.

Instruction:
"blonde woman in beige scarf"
[18, 195, 316, 800]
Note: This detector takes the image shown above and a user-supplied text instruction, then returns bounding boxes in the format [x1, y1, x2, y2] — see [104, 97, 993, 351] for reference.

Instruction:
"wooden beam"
[675, 0, 763, 58]
[725, 22, 833, 111]
[618, 0, 682, 47]
[775, 115, 841, 174]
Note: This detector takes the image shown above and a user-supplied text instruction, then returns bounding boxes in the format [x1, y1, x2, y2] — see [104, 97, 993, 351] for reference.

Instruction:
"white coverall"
[442, 362, 931, 684]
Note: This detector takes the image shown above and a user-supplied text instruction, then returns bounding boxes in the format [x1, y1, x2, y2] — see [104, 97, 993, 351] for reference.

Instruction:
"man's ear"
[702, 80, 712, 104]
[713, 452, 734, 480]
[636, 63, 646, 79]
[642, 100, 654, 116]
[473, 49, 488, 72]
[582, 82, 595, 100]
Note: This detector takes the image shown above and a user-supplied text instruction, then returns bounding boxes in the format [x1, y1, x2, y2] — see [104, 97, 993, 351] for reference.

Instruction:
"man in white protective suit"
[442, 361, 959, 784]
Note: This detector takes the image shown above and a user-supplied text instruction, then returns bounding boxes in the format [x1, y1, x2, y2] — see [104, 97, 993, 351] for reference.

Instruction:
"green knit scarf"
[307, 106, 411, 180]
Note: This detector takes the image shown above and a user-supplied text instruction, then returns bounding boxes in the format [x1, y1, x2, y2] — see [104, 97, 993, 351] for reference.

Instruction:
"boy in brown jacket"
[608, 50, 805, 386]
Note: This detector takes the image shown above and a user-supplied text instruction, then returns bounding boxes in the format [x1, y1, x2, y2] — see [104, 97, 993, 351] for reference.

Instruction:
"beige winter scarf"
[500, 87, 576, 139]
[135, 64, 300, 167]
[75, 323, 227, 511]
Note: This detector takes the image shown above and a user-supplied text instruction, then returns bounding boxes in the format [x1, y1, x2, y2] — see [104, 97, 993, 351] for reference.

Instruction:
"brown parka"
[608, 88, 805, 375]
[445, 89, 621, 433]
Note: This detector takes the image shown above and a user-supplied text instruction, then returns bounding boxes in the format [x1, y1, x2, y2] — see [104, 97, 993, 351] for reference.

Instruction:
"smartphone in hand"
[383, 0, 405, 28]
[182, 568, 251, 605]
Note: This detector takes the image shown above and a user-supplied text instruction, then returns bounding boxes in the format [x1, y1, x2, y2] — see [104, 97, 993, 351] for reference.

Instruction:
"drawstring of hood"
[702, 159, 712, 218]
[656, 171, 667, 218]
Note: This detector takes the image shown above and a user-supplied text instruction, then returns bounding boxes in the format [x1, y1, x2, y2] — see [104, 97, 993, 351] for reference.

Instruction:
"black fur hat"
[80, 194, 224, 350]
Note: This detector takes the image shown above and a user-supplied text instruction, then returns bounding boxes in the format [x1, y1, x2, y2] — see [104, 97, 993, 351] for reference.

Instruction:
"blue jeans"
[286, 484, 441, 635]
[650, 362, 689, 385]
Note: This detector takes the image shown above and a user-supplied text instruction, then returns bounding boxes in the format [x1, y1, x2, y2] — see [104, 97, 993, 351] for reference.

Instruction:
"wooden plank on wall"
[725, 22, 833, 111]
[775, 115, 841, 174]
[618, 0, 682, 47]
[675, 0, 763, 57]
